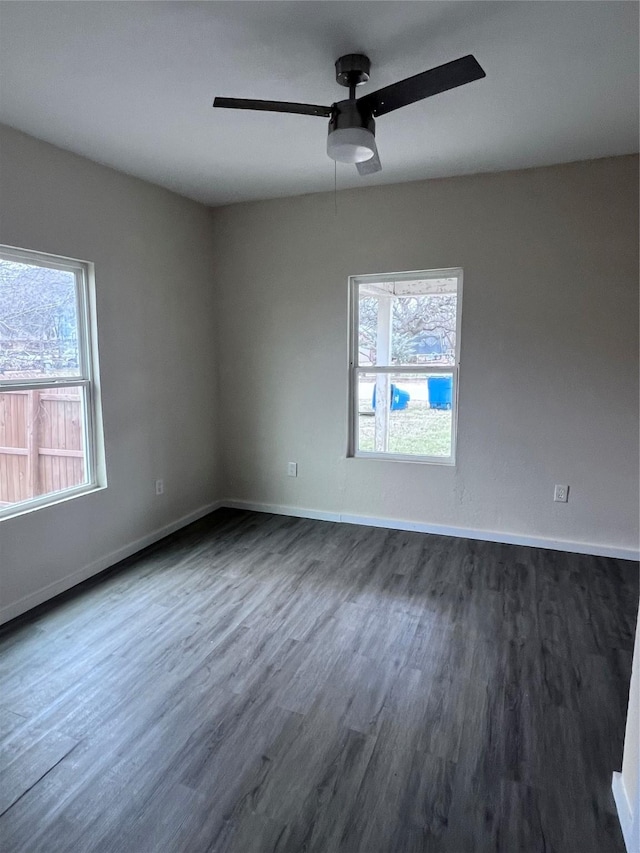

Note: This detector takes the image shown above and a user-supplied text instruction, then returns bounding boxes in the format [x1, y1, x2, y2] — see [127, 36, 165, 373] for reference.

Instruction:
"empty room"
[0, 2, 639, 852]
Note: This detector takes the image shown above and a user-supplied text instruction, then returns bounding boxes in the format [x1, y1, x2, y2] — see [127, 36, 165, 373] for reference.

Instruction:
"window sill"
[0, 482, 107, 523]
[349, 452, 455, 465]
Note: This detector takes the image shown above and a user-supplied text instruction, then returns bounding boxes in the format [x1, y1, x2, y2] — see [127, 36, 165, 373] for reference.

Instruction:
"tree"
[0, 260, 78, 376]
[358, 294, 457, 365]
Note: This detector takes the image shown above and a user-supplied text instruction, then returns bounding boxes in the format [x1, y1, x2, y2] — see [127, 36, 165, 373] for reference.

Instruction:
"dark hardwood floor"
[0, 509, 637, 853]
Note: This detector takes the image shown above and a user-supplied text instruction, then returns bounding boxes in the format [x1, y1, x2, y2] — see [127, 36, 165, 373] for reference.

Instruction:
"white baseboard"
[613, 771, 639, 853]
[0, 500, 223, 627]
[223, 499, 640, 562]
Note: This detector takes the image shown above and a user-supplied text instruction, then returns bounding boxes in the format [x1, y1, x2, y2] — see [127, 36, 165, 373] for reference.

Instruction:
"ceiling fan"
[213, 53, 485, 175]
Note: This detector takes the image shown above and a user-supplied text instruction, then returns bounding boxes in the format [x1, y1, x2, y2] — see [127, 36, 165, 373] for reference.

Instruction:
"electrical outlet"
[554, 484, 569, 503]
[287, 462, 298, 478]
[155, 479, 164, 495]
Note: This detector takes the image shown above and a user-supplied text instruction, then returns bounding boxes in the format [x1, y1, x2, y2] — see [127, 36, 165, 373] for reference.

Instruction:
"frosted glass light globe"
[327, 127, 376, 164]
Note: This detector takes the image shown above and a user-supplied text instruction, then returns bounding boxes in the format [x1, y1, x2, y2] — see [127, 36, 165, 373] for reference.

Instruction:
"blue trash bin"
[372, 383, 411, 411]
[427, 376, 453, 410]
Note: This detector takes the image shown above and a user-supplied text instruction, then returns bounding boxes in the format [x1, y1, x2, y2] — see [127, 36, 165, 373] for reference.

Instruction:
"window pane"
[0, 386, 88, 510]
[358, 277, 457, 367]
[358, 295, 378, 366]
[356, 372, 453, 458]
[0, 258, 81, 380]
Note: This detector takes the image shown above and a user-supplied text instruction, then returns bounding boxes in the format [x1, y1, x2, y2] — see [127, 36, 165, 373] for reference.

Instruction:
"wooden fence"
[0, 388, 85, 507]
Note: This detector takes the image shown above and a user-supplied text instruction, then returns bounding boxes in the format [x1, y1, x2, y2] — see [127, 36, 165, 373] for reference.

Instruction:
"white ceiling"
[0, 1, 638, 207]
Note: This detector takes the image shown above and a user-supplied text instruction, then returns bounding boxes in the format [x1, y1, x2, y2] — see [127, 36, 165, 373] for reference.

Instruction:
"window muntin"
[0, 246, 102, 517]
[349, 269, 462, 463]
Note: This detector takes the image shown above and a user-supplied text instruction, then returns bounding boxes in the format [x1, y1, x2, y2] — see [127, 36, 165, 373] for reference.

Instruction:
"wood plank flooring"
[0, 508, 637, 852]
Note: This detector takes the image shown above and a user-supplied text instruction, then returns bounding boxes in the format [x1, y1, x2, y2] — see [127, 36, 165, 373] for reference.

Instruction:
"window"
[0, 245, 104, 517]
[349, 268, 462, 464]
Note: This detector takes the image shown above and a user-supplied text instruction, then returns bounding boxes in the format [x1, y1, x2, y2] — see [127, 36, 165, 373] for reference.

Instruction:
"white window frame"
[348, 267, 463, 465]
[0, 244, 105, 519]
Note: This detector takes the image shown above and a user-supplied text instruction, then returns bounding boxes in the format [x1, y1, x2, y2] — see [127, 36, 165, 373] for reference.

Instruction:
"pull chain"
[334, 160, 337, 216]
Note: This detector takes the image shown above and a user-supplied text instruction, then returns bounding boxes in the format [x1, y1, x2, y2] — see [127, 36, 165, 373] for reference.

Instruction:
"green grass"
[358, 400, 452, 456]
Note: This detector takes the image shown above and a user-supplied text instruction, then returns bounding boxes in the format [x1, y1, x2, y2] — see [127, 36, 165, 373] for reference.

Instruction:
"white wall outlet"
[287, 462, 298, 478]
[155, 479, 164, 495]
[554, 484, 569, 503]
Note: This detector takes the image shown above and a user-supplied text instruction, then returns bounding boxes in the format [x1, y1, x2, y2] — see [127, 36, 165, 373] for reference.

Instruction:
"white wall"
[0, 125, 221, 624]
[212, 156, 639, 557]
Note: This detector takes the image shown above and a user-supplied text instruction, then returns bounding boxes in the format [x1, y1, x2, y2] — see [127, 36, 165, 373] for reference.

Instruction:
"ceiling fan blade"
[356, 142, 382, 176]
[357, 55, 485, 118]
[213, 97, 332, 118]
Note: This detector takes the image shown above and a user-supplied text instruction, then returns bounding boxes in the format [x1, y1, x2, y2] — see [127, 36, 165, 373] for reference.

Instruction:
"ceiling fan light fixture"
[326, 126, 376, 164]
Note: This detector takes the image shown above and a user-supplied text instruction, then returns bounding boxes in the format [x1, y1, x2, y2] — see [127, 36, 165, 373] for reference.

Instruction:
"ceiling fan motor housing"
[327, 100, 376, 164]
[329, 100, 375, 134]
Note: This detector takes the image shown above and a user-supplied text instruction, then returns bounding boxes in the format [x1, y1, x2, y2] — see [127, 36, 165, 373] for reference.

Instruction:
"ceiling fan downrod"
[334, 53, 371, 101]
